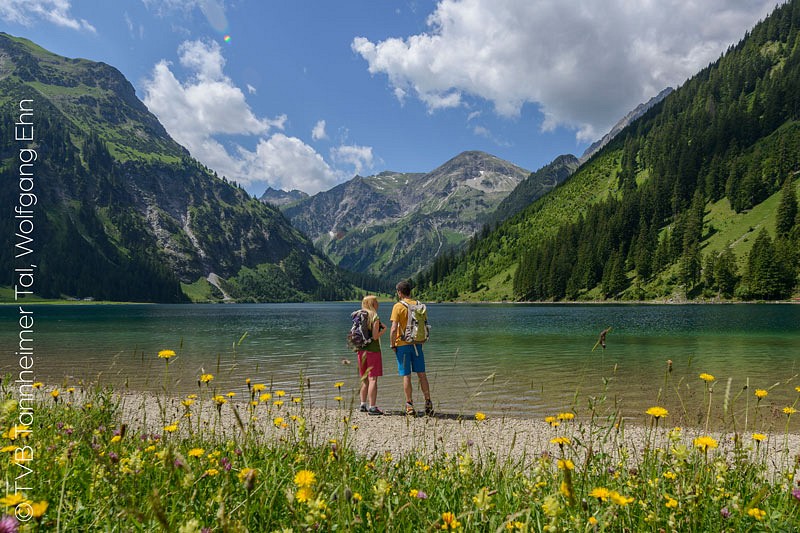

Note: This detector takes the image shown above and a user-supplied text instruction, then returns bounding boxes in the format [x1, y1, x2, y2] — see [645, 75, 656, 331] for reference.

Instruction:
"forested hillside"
[0, 33, 353, 303]
[418, 0, 800, 302]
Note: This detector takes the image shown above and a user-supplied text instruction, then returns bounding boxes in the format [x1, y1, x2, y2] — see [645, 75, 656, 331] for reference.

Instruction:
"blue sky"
[0, 0, 782, 196]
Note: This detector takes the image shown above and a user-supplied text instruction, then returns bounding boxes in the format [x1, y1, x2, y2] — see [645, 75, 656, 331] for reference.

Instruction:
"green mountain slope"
[0, 33, 349, 302]
[281, 151, 531, 279]
[419, 1, 800, 302]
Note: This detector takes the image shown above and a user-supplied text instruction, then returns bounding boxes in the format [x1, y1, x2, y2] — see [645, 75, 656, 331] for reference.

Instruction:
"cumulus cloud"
[144, 39, 361, 194]
[331, 145, 374, 176]
[353, 0, 779, 141]
[311, 120, 328, 141]
[242, 134, 338, 194]
[0, 0, 96, 32]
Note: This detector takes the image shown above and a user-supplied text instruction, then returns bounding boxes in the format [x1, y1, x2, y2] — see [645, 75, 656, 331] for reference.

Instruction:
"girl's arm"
[373, 318, 386, 339]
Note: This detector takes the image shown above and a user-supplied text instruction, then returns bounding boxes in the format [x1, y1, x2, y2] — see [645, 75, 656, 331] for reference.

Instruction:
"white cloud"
[312, 120, 328, 141]
[331, 145, 374, 176]
[246, 83, 257, 95]
[0, 0, 96, 32]
[353, 0, 779, 141]
[143, 39, 353, 194]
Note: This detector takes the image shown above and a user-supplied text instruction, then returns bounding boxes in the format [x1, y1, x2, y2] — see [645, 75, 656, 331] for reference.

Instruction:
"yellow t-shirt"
[390, 298, 417, 347]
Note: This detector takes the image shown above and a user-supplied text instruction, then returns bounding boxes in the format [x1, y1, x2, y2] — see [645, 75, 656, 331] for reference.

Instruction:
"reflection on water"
[1, 303, 799, 427]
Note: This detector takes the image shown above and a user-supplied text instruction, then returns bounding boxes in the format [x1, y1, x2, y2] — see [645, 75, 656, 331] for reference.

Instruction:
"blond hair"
[361, 295, 379, 325]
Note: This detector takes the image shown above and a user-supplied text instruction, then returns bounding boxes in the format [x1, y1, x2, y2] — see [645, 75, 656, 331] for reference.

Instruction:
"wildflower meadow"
[1, 352, 799, 532]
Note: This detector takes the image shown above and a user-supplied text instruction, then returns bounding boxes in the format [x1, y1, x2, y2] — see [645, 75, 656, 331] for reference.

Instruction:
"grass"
[2, 354, 800, 531]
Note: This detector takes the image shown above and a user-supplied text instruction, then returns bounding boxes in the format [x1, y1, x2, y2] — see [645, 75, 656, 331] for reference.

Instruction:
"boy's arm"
[389, 321, 398, 349]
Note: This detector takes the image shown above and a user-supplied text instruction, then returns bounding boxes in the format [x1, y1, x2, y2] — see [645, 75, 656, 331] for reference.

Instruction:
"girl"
[358, 295, 386, 415]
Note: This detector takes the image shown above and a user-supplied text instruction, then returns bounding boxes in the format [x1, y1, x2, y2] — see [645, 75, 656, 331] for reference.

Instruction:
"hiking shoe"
[367, 406, 384, 416]
[405, 403, 416, 417]
[359, 404, 368, 412]
[425, 399, 435, 417]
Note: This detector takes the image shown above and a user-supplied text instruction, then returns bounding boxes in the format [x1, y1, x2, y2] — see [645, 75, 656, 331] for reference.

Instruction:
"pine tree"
[775, 178, 798, 237]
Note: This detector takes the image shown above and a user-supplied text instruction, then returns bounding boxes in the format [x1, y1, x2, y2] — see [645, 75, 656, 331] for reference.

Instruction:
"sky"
[0, 0, 784, 196]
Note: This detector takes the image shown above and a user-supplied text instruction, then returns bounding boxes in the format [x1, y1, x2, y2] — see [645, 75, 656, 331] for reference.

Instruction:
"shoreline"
[118, 391, 800, 478]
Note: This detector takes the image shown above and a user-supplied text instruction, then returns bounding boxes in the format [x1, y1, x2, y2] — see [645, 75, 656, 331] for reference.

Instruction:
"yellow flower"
[646, 406, 668, 419]
[557, 459, 574, 470]
[550, 436, 571, 446]
[693, 436, 718, 451]
[199, 373, 214, 383]
[273, 400, 284, 407]
[754, 389, 768, 399]
[334, 382, 344, 388]
[158, 349, 176, 359]
[188, 448, 204, 457]
[226, 392, 236, 398]
[352, 492, 362, 502]
[204, 468, 219, 477]
[409, 489, 419, 498]
[295, 486, 313, 503]
[334, 396, 343, 402]
[557, 412, 575, 421]
[783, 406, 797, 415]
[0, 493, 27, 507]
[51, 389, 60, 399]
[273, 417, 285, 427]
[589, 487, 611, 501]
[252, 383, 266, 393]
[752, 433, 766, 442]
[110, 435, 121, 444]
[6, 425, 31, 440]
[163, 423, 178, 433]
[238, 467, 255, 483]
[213, 395, 227, 405]
[699, 373, 715, 382]
[292, 397, 302, 403]
[32, 382, 43, 389]
[588, 517, 598, 526]
[663, 471, 677, 480]
[275, 390, 286, 397]
[30, 500, 48, 518]
[294, 470, 316, 487]
[475, 412, 486, 421]
[795, 386, 800, 393]
[665, 496, 678, 509]
[259, 393, 272, 402]
[747, 507, 766, 520]
[441, 511, 461, 530]
[609, 491, 634, 506]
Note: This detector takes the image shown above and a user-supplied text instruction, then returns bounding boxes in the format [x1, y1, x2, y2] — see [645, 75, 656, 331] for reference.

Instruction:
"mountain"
[0, 33, 350, 303]
[579, 87, 674, 164]
[419, 0, 800, 302]
[260, 186, 308, 207]
[488, 154, 579, 225]
[280, 151, 530, 279]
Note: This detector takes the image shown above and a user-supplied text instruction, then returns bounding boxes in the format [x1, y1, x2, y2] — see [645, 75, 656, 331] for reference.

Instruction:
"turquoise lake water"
[2, 303, 799, 425]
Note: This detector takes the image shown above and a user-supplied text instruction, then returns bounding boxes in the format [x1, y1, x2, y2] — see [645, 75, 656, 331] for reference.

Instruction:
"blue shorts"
[395, 344, 425, 376]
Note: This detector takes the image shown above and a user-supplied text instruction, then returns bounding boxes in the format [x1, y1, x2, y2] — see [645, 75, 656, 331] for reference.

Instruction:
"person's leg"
[397, 345, 415, 414]
[368, 376, 378, 406]
[358, 352, 368, 410]
[410, 344, 433, 415]
[418, 372, 431, 400]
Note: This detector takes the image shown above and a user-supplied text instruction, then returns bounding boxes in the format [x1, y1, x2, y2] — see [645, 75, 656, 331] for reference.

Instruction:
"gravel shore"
[117, 392, 800, 477]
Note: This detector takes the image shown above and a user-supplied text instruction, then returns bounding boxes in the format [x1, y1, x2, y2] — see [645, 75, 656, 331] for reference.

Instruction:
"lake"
[2, 303, 799, 428]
